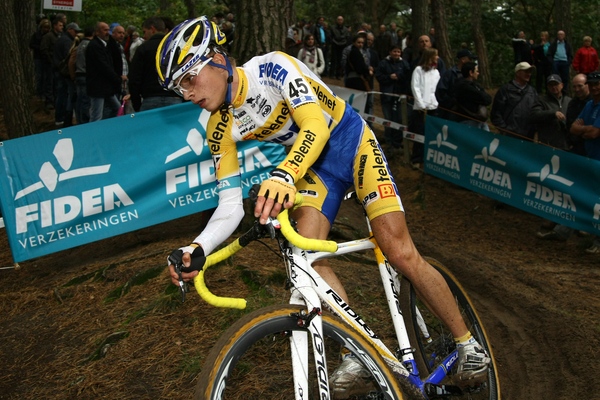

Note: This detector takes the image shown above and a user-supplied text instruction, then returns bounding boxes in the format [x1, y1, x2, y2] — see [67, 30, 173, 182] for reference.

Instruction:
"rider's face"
[182, 55, 229, 112]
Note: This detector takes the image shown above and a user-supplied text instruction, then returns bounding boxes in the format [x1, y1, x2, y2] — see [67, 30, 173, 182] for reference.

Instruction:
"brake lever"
[173, 263, 188, 303]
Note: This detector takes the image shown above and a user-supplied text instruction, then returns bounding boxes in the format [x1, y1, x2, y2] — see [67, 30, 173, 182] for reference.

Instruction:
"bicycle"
[172, 187, 500, 400]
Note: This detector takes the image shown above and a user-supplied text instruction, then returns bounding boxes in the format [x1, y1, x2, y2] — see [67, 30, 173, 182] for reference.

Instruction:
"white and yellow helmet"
[156, 16, 227, 92]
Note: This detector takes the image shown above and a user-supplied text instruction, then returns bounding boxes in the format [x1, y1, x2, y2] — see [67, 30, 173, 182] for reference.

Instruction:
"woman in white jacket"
[297, 34, 325, 77]
[409, 47, 440, 164]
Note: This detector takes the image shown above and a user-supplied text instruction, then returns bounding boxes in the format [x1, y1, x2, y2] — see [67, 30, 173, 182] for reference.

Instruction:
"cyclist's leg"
[353, 125, 490, 382]
[291, 205, 351, 303]
[292, 169, 348, 302]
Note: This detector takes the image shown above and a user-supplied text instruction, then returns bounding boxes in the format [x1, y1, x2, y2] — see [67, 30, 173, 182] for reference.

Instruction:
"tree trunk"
[430, 0, 452, 67]
[183, 0, 196, 19]
[470, 0, 491, 88]
[554, 0, 572, 41]
[230, 0, 294, 64]
[411, 0, 428, 46]
[0, 0, 35, 138]
[14, 0, 35, 95]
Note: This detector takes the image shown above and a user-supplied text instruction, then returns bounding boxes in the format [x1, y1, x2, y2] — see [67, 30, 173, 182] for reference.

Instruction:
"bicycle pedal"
[424, 383, 463, 398]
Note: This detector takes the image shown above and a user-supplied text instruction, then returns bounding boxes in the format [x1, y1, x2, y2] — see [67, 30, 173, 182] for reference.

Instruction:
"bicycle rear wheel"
[400, 257, 500, 400]
[195, 304, 405, 400]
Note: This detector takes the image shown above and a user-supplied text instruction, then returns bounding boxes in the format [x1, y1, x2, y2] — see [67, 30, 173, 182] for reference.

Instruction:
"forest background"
[0, 0, 597, 138]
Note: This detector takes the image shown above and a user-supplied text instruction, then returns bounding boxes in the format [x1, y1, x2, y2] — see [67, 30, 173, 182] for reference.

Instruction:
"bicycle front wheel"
[400, 257, 501, 400]
[195, 304, 405, 400]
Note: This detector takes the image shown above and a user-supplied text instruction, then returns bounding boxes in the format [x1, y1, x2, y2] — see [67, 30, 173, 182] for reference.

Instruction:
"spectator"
[409, 47, 441, 165]
[160, 16, 175, 32]
[454, 61, 492, 131]
[530, 74, 571, 149]
[375, 44, 410, 149]
[374, 24, 391, 60]
[284, 27, 302, 57]
[297, 34, 325, 77]
[532, 31, 552, 93]
[314, 17, 328, 75]
[364, 32, 379, 117]
[123, 25, 137, 62]
[29, 18, 51, 101]
[436, 49, 475, 120]
[490, 62, 539, 140]
[40, 17, 63, 110]
[547, 30, 573, 94]
[329, 16, 350, 79]
[344, 33, 371, 91]
[571, 71, 600, 161]
[401, 30, 410, 51]
[389, 22, 399, 47]
[129, 16, 182, 112]
[572, 36, 599, 75]
[287, 20, 305, 40]
[411, 35, 445, 75]
[401, 33, 413, 64]
[86, 21, 123, 121]
[74, 26, 94, 124]
[108, 25, 130, 112]
[512, 30, 534, 65]
[565, 74, 591, 156]
[128, 31, 143, 61]
[53, 22, 81, 126]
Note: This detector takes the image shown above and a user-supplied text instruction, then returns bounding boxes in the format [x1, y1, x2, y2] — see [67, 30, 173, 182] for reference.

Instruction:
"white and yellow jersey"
[206, 51, 347, 185]
[196, 51, 403, 254]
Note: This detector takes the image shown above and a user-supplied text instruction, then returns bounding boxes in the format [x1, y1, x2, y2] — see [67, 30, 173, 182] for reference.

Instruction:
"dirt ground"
[0, 96, 598, 399]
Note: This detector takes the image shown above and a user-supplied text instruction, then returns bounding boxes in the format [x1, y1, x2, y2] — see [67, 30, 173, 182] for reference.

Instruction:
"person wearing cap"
[530, 74, 571, 149]
[490, 61, 539, 139]
[435, 48, 475, 120]
[52, 21, 81, 126]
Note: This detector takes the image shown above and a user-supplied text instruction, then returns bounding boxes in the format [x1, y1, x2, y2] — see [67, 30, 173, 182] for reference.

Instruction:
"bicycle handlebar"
[193, 193, 337, 309]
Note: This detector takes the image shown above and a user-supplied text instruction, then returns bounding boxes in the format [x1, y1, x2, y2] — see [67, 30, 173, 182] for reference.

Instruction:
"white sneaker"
[330, 354, 374, 399]
[454, 338, 491, 383]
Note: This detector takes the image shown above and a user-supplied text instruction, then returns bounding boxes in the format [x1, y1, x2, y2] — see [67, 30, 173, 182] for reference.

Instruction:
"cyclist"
[159, 16, 490, 397]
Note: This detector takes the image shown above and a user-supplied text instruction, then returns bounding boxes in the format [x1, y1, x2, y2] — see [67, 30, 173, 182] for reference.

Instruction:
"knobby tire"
[195, 304, 405, 400]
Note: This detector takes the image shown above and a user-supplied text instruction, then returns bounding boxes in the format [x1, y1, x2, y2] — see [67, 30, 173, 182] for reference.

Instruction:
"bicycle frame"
[279, 217, 463, 399]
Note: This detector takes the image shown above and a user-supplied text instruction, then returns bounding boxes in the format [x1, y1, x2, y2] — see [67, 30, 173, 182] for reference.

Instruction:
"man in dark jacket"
[455, 61, 492, 131]
[329, 16, 350, 79]
[53, 22, 81, 126]
[86, 21, 123, 122]
[375, 45, 410, 148]
[129, 16, 182, 112]
[530, 74, 571, 149]
[547, 30, 573, 94]
[490, 62, 539, 139]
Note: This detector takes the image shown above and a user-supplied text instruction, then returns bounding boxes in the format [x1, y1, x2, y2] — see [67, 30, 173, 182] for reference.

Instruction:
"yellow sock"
[454, 331, 473, 345]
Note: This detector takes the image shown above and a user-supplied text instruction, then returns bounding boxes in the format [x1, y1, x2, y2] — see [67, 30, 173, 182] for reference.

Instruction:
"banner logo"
[15, 139, 110, 200]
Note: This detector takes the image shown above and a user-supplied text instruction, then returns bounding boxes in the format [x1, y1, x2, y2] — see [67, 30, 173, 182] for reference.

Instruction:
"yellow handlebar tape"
[193, 193, 337, 309]
[193, 238, 247, 309]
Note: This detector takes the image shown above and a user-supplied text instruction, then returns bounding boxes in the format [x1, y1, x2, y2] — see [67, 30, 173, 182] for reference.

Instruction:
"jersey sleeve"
[195, 109, 245, 255]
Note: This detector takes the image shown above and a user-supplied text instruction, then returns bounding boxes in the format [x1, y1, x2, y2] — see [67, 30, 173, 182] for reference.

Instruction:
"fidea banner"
[424, 116, 600, 235]
[0, 103, 286, 262]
